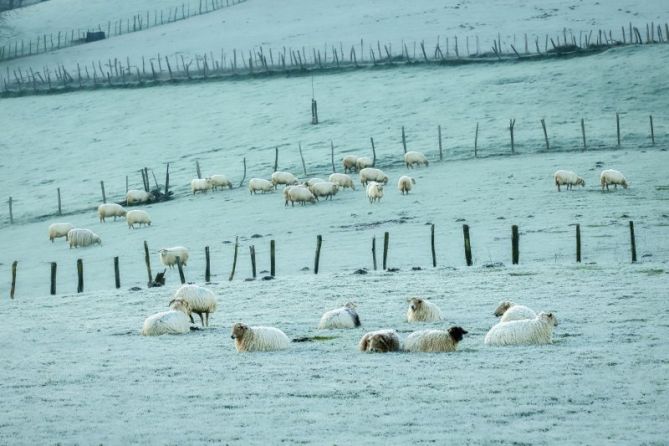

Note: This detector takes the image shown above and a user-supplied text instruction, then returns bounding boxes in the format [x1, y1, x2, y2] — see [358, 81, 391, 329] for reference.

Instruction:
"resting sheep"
[318, 302, 361, 329]
[359, 167, 388, 187]
[160, 246, 189, 268]
[285, 185, 316, 206]
[366, 181, 384, 204]
[494, 301, 537, 323]
[48, 222, 73, 242]
[191, 178, 212, 194]
[271, 171, 299, 189]
[67, 228, 101, 248]
[398, 175, 416, 195]
[329, 173, 356, 190]
[553, 170, 585, 191]
[126, 189, 153, 205]
[404, 151, 429, 168]
[126, 209, 151, 229]
[600, 169, 628, 191]
[484, 312, 558, 346]
[172, 284, 217, 327]
[407, 297, 442, 322]
[342, 155, 359, 173]
[98, 203, 127, 223]
[355, 157, 374, 171]
[309, 181, 339, 201]
[358, 329, 401, 353]
[208, 174, 232, 190]
[231, 323, 290, 352]
[403, 327, 468, 353]
[248, 178, 274, 194]
[141, 299, 192, 336]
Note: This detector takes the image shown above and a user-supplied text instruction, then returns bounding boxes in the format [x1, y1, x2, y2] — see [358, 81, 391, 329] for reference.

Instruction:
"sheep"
[309, 181, 339, 201]
[359, 167, 388, 187]
[48, 222, 73, 242]
[248, 178, 274, 194]
[318, 302, 361, 329]
[67, 228, 101, 248]
[355, 157, 374, 171]
[328, 173, 356, 190]
[484, 312, 558, 346]
[172, 284, 217, 327]
[207, 174, 232, 190]
[126, 189, 153, 205]
[191, 178, 213, 194]
[494, 301, 537, 323]
[97, 203, 127, 223]
[141, 299, 192, 336]
[366, 181, 384, 204]
[404, 151, 429, 168]
[305, 178, 326, 187]
[342, 155, 359, 173]
[285, 185, 316, 206]
[271, 171, 299, 189]
[159, 246, 189, 268]
[358, 329, 401, 353]
[553, 170, 585, 191]
[231, 323, 290, 352]
[398, 175, 416, 195]
[407, 297, 442, 322]
[600, 169, 629, 191]
[126, 209, 151, 229]
[403, 327, 468, 353]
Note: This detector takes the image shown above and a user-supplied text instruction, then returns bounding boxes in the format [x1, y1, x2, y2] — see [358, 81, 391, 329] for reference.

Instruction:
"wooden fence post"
[144, 240, 153, 283]
[196, 160, 202, 179]
[382, 231, 390, 270]
[330, 140, 336, 172]
[176, 256, 186, 284]
[298, 143, 307, 177]
[650, 115, 655, 145]
[238, 157, 246, 188]
[401, 126, 407, 154]
[438, 125, 443, 161]
[541, 118, 549, 150]
[463, 224, 472, 266]
[629, 221, 637, 263]
[314, 235, 323, 274]
[616, 113, 621, 148]
[512, 225, 519, 265]
[509, 119, 516, 153]
[576, 224, 581, 263]
[100, 180, 106, 203]
[370, 137, 377, 166]
[431, 224, 436, 267]
[205, 246, 211, 282]
[114, 256, 120, 288]
[270, 239, 276, 276]
[10, 260, 17, 299]
[57, 188, 62, 215]
[50, 262, 57, 295]
[372, 236, 377, 270]
[249, 245, 257, 279]
[8, 197, 13, 224]
[76, 258, 84, 293]
[474, 123, 479, 157]
[581, 118, 587, 150]
[311, 98, 319, 125]
[228, 237, 239, 281]
[273, 147, 279, 172]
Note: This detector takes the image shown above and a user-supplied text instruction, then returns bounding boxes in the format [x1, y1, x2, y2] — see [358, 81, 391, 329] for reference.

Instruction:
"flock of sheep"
[141, 283, 559, 353]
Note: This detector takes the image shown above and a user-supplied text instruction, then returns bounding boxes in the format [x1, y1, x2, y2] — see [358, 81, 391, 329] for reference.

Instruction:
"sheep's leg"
[198, 312, 205, 326]
[205, 312, 209, 327]
[189, 314, 195, 324]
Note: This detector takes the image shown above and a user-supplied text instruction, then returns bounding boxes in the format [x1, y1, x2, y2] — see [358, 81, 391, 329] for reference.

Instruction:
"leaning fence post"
[474, 123, 479, 158]
[50, 262, 57, 295]
[382, 231, 390, 270]
[270, 239, 276, 276]
[629, 221, 637, 263]
[10, 260, 17, 299]
[205, 246, 211, 282]
[509, 119, 516, 153]
[144, 241, 153, 283]
[512, 225, 519, 265]
[100, 180, 107, 203]
[76, 258, 84, 293]
[314, 235, 323, 274]
[249, 245, 257, 279]
[649, 115, 655, 145]
[541, 118, 549, 150]
[576, 224, 581, 263]
[229, 237, 239, 281]
[463, 224, 472, 266]
[176, 256, 186, 284]
[196, 160, 202, 179]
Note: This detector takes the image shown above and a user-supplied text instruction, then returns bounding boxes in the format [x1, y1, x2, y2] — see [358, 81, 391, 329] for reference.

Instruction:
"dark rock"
[129, 287, 142, 291]
[411, 266, 422, 271]
[262, 275, 275, 281]
[353, 268, 368, 275]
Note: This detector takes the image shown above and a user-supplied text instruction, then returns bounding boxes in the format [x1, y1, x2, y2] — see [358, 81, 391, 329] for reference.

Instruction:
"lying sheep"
[404, 151, 429, 168]
[355, 157, 374, 171]
[403, 327, 468, 353]
[600, 169, 628, 191]
[48, 222, 73, 242]
[67, 228, 101, 248]
[484, 312, 558, 346]
[309, 181, 339, 201]
[231, 323, 290, 352]
[208, 174, 232, 190]
[172, 284, 217, 327]
[553, 170, 585, 191]
[285, 185, 316, 206]
[318, 302, 361, 329]
[248, 178, 274, 194]
[271, 171, 299, 189]
[398, 175, 416, 195]
[126, 189, 153, 205]
[329, 173, 356, 190]
[160, 246, 189, 268]
[141, 299, 192, 336]
[359, 329, 401, 353]
[126, 209, 151, 229]
[98, 203, 127, 223]
[407, 297, 442, 322]
[359, 167, 388, 187]
[342, 155, 359, 173]
[494, 301, 537, 323]
[191, 178, 212, 194]
[366, 181, 384, 204]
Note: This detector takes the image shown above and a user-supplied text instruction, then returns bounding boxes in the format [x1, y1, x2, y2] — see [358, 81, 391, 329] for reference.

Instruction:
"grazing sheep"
[404, 151, 429, 168]
[358, 329, 401, 353]
[191, 178, 213, 194]
[97, 203, 127, 223]
[141, 299, 192, 336]
[285, 185, 316, 206]
[329, 173, 356, 190]
[126, 189, 153, 205]
[248, 178, 274, 194]
[318, 302, 361, 329]
[342, 155, 359, 173]
[600, 169, 628, 191]
[494, 301, 537, 323]
[407, 297, 442, 322]
[305, 178, 326, 187]
[403, 327, 468, 353]
[398, 175, 416, 195]
[366, 181, 384, 204]
[553, 170, 585, 191]
[271, 171, 299, 189]
[359, 167, 389, 186]
[231, 323, 290, 352]
[48, 222, 74, 242]
[172, 284, 217, 327]
[484, 312, 558, 346]
[126, 209, 151, 229]
[355, 157, 374, 171]
[309, 181, 339, 201]
[160, 246, 189, 268]
[208, 174, 232, 190]
[67, 228, 101, 248]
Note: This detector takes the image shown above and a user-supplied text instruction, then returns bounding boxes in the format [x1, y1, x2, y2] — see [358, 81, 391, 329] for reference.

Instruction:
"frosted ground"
[1, 0, 669, 444]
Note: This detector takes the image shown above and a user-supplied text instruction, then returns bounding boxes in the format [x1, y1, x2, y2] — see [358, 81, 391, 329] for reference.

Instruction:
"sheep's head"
[622, 180, 628, 189]
[448, 326, 468, 343]
[408, 297, 423, 312]
[382, 175, 389, 185]
[93, 235, 102, 245]
[538, 312, 558, 327]
[411, 178, 416, 185]
[576, 177, 585, 187]
[344, 302, 357, 309]
[367, 333, 397, 353]
[231, 323, 249, 340]
[169, 298, 192, 316]
[494, 301, 513, 317]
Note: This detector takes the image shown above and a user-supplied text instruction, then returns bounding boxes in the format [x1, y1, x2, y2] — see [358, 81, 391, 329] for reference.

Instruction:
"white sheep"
[141, 299, 192, 336]
[126, 189, 153, 205]
[366, 181, 384, 204]
[126, 209, 151, 229]
[309, 181, 339, 201]
[248, 178, 274, 194]
[600, 169, 628, 191]
[404, 151, 429, 168]
[207, 174, 232, 190]
[305, 178, 326, 187]
[172, 284, 217, 327]
[285, 185, 316, 206]
[271, 171, 299, 189]
[97, 203, 127, 223]
[67, 228, 102, 248]
[318, 302, 361, 329]
[553, 170, 585, 191]
[359, 167, 388, 186]
[494, 301, 537, 323]
[407, 297, 442, 322]
[403, 327, 468, 353]
[48, 222, 73, 242]
[484, 312, 558, 346]
[191, 178, 213, 194]
[342, 155, 359, 173]
[159, 246, 189, 268]
[328, 173, 356, 190]
[355, 157, 374, 171]
[231, 323, 290, 352]
[398, 175, 416, 195]
[358, 329, 401, 353]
